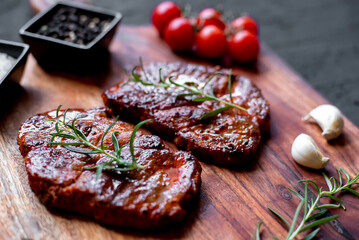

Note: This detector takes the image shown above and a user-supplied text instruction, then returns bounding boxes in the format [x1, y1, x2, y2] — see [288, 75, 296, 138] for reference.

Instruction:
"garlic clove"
[303, 104, 344, 141]
[291, 133, 330, 169]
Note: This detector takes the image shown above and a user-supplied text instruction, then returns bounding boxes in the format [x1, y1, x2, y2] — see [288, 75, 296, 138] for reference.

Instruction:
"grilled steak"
[103, 62, 270, 166]
[17, 108, 201, 229]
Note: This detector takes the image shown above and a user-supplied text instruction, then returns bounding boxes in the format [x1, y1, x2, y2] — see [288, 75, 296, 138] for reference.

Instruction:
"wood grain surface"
[0, 2, 358, 239]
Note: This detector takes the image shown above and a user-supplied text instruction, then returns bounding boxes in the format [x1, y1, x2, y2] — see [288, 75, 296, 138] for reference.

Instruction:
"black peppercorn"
[35, 6, 113, 45]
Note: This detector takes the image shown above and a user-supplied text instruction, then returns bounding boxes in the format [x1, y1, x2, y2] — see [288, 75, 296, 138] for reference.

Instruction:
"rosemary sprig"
[128, 62, 247, 120]
[47, 105, 151, 179]
[256, 168, 359, 240]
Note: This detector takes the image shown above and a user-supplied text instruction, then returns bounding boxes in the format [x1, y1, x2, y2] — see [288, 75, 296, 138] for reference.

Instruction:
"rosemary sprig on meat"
[255, 168, 359, 240]
[47, 105, 150, 179]
[129, 60, 247, 120]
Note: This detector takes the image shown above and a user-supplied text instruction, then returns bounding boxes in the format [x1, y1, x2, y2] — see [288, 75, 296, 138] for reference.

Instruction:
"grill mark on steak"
[17, 108, 201, 229]
[103, 62, 270, 166]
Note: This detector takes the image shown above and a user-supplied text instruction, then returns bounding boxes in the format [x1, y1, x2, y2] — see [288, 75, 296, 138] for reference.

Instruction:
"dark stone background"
[1, 0, 358, 126]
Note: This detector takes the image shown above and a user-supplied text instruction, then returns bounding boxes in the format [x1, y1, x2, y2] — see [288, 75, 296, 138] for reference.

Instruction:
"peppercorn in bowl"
[19, 1, 122, 73]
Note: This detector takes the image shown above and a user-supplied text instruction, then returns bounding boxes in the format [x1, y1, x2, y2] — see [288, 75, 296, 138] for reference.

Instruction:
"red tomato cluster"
[151, 1, 260, 63]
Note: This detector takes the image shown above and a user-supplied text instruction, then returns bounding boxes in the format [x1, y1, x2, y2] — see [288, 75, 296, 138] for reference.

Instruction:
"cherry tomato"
[231, 16, 258, 35]
[151, 1, 181, 36]
[228, 30, 259, 62]
[196, 8, 226, 30]
[164, 17, 195, 51]
[196, 25, 227, 58]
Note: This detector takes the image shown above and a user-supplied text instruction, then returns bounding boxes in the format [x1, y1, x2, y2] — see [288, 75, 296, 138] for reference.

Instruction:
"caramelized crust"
[103, 62, 270, 166]
[17, 108, 201, 229]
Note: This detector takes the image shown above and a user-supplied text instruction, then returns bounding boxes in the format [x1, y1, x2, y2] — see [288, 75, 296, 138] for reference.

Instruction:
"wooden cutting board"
[0, 2, 358, 239]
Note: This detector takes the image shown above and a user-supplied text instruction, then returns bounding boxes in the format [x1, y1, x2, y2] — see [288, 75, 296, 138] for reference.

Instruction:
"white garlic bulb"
[303, 104, 344, 140]
[291, 133, 330, 169]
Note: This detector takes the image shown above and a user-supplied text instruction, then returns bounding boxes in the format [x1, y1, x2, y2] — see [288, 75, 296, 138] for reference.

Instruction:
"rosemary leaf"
[351, 174, 359, 183]
[49, 142, 84, 146]
[118, 143, 128, 159]
[200, 106, 232, 121]
[49, 135, 56, 146]
[71, 117, 87, 141]
[174, 92, 197, 101]
[268, 206, 290, 227]
[330, 176, 338, 190]
[306, 210, 328, 222]
[287, 200, 304, 239]
[301, 228, 320, 240]
[192, 96, 214, 102]
[55, 105, 62, 118]
[62, 108, 69, 123]
[64, 145, 101, 154]
[129, 119, 152, 165]
[112, 131, 120, 155]
[323, 194, 346, 210]
[256, 221, 262, 240]
[168, 76, 181, 87]
[342, 187, 359, 197]
[323, 173, 333, 191]
[304, 183, 308, 217]
[314, 204, 341, 210]
[101, 116, 119, 150]
[55, 121, 60, 133]
[202, 71, 223, 89]
[340, 168, 351, 182]
[288, 188, 304, 201]
[228, 69, 233, 103]
[139, 57, 150, 82]
[251, 221, 263, 240]
[208, 84, 215, 97]
[337, 169, 343, 187]
[74, 126, 88, 141]
[104, 166, 137, 171]
[299, 180, 320, 194]
[299, 215, 339, 233]
[49, 133, 76, 139]
[95, 164, 104, 180]
[159, 68, 167, 84]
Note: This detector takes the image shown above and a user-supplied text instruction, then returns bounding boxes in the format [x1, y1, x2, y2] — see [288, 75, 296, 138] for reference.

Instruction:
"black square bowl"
[0, 40, 29, 87]
[19, 1, 122, 73]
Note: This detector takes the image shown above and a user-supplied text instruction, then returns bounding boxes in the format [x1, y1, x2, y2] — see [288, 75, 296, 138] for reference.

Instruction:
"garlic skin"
[291, 133, 330, 169]
[303, 104, 344, 140]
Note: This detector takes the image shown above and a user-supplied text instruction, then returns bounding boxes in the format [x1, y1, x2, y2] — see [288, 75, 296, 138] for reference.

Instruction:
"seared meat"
[103, 62, 270, 165]
[17, 108, 201, 229]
